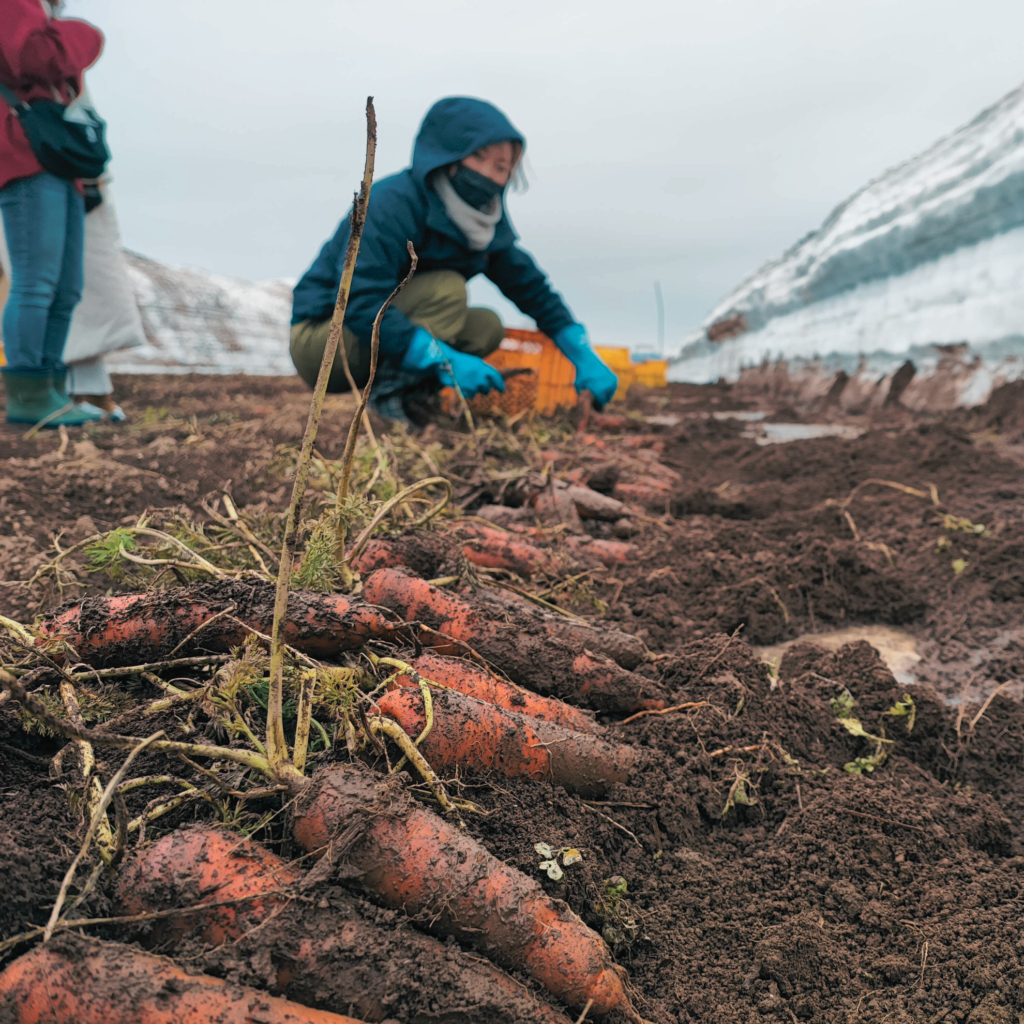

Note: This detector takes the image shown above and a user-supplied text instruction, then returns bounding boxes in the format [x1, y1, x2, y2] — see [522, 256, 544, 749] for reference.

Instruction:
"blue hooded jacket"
[291, 97, 576, 358]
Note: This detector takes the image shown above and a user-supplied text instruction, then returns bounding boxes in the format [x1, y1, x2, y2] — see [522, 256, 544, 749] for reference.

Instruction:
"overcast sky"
[76, 0, 1024, 353]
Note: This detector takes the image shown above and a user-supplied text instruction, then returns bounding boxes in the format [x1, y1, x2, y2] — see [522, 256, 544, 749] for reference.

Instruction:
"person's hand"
[401, 327, 504, 398]
[553, 324, 618, 408]
[437, 342, 505, 398]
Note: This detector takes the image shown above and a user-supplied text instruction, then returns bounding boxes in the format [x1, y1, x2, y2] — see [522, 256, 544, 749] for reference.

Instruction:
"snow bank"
[107, 252, 295, 375]
[671, 80, 1024, 408]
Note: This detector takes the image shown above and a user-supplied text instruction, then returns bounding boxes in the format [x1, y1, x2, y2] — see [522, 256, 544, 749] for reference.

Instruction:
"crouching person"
[290, 96, 617, 423]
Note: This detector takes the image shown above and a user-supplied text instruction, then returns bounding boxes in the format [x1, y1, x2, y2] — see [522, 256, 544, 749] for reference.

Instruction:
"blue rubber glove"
[553, 324, 618, 408]
[401, 327, 505, 398]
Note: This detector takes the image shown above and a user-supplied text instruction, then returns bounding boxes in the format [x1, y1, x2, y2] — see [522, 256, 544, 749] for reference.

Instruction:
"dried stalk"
[266, 97, 377, 776]
[44, 730, 166, 941]
[333, 239, 420, 557]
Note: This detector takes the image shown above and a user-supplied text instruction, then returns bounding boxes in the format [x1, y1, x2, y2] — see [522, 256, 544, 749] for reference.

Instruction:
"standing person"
[290, 96, 618, 422]
[0, 0, 105, 426]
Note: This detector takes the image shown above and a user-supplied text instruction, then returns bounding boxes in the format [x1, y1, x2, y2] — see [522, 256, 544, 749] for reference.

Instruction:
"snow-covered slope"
[107, 253, 295, 375]
[671, 81, 1024, 406]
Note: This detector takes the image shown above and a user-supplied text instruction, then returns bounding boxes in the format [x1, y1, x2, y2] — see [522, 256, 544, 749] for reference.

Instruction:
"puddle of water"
[751, 423, 865, 445]
[712, 411, 767, 422]
[755, 625, 920, 685]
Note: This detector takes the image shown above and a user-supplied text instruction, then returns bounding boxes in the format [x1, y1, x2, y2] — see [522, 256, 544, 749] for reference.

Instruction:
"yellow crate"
[595, 346, 636, 400]
[634, 359, 668, 388]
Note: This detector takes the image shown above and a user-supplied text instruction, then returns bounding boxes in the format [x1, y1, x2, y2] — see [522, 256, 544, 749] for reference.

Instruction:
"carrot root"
[292, 764, 635, 1016]
[363, 568, 666, 715]
[375, 686, 635, 796]
[36, 580, 406, 667]
[0, 934, 368, 1024]
[119, 826, 572, 1024]
[397, 652, 600, 734]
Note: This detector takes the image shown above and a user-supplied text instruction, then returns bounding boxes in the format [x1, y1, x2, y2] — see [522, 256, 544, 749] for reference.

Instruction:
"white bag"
[0, 184, 145, 364]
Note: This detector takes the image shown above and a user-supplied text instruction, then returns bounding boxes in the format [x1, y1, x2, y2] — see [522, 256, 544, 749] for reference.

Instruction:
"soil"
[3, 373, 1024, 1023]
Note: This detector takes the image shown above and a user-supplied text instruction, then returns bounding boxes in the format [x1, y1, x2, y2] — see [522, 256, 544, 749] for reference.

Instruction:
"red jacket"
[0, 0, 104, 191]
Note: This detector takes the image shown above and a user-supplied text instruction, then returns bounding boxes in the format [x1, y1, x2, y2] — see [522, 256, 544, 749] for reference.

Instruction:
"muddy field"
[2, 373, 1024, 1024]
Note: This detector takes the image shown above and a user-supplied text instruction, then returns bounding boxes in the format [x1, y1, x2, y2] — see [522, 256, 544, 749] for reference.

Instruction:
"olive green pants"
[290, 269, 505, 392]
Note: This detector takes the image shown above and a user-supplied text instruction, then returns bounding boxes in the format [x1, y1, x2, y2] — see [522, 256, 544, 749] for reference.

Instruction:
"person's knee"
[9, 277, 59, 309]
[395, 270, 469, 341]
[425, 270, 468, 310]
[456, 307, 505, 358]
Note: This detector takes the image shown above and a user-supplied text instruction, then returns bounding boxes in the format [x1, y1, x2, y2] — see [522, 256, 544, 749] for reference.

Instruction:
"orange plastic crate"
[441, 329, 661, 418]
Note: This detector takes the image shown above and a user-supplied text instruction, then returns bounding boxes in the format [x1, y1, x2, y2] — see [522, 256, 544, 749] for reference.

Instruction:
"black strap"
[0, 80, 29, 111]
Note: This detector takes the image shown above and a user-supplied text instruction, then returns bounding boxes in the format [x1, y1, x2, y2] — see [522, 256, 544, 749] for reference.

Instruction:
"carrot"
[375, 686, 635, 796]
[566, 537, 640, 567]
[292, 764, 637, 1018]
[468, 588, 649, 670]
[117, 824, 300, 946]
[36, 580, 407, 667]
[351, 531, 456, 578]
[612, 481, 670, 507]
[363, 568, 666, 715]
[119, 826, 573, 1024]
[456, 524, 564, 576]
[0, 934, 368, 1024]
[396, 652, 599, 734]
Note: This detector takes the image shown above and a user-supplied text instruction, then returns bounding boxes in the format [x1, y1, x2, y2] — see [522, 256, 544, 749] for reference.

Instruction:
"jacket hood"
[411, 97, 524, 184]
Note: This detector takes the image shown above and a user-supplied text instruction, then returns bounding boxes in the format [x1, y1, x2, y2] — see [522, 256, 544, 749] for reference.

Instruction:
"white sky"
[77, 0, 1024, 352]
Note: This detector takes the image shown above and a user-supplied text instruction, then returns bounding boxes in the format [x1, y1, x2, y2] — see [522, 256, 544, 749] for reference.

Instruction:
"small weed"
[886, 694, 916, 732]
[84, 529, 138, 581]
[938, 513, 987, 536]
[830, 687, 895, 774]
[594, 875, 640, 949]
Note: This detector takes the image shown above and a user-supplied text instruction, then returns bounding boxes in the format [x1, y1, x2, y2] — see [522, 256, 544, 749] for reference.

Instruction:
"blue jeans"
[0, 172, 85, 377]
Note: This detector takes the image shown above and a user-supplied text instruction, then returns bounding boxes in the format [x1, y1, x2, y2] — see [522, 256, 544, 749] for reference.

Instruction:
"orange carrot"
[36, 581, 407, 667]
[375, 686, 635, 796]
[396, 652, 599, 734]
[566, 537, 640, 567]
[0, 935, 368, 1024]
[456, 524, 563, 576]
[468, 588, 649, 670]
[119, 826, 573, 1024]
[363, 568, 666, 715]
[292, 764, 637, 1018]
[117, 825, 299, 947]
[351, 531, 457, 577]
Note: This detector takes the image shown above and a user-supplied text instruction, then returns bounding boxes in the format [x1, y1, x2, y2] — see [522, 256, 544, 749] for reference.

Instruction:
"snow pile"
[107, 252, 295, 375]
[671, 80, 1024, 407]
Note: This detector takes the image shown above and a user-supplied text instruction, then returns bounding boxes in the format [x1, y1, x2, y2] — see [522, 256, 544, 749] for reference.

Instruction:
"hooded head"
[411, 97, 525, 185]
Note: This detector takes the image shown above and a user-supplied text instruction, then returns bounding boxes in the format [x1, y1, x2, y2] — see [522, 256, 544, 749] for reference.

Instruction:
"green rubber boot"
[3, 372, 103, 427]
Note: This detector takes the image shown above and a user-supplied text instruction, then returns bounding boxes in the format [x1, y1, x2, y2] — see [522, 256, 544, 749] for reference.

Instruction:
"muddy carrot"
[0, 934, 368, 1024]
[469, 588, 649, 670]
[352, 531, 456, 578]
[363, 568, 666, 714]
[292, 764, 637, 1017]
[119, 826, 573, 1024]
[117, 824, 300, 946]
[375, 686, 634, 796]
[396, 652, 599, 734]
[457, 524, 563, 576]
[566, 537, 640, 567]
[35, 582, 407, 667]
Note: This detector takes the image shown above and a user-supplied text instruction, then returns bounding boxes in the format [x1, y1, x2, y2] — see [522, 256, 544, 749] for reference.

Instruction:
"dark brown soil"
[3, 374, 1024, 1024]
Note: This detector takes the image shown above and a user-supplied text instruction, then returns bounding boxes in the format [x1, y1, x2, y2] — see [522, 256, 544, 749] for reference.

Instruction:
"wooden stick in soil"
[266, 97, 377, 777]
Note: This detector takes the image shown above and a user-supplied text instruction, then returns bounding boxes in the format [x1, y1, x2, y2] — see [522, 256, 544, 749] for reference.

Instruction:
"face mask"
[450, 164, 504, 210]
